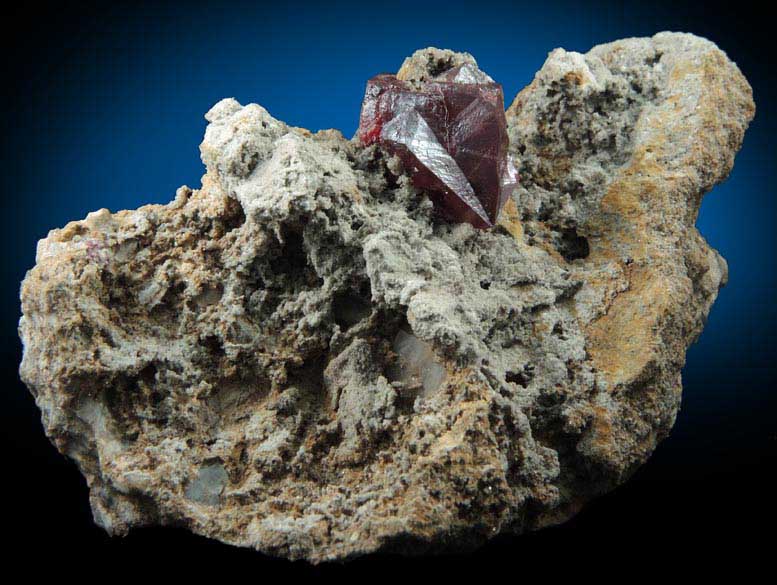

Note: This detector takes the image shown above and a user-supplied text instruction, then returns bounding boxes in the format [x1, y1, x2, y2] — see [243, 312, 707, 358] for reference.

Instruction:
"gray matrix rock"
[19, 34, 754, 561]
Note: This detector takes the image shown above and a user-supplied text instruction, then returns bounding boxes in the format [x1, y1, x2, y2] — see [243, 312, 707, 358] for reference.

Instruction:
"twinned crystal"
[358, 63, 517, 228]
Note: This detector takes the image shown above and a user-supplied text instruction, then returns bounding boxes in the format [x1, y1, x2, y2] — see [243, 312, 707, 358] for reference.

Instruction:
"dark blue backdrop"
[2, 0, 774, 567]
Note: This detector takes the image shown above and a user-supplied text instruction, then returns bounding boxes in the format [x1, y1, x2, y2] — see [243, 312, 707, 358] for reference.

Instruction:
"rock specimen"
[358, 64, 517, 228]
[19, 33, 754, 562]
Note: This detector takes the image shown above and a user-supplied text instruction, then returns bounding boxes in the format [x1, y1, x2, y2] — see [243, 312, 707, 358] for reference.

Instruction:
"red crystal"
[358, 64, 517, 228]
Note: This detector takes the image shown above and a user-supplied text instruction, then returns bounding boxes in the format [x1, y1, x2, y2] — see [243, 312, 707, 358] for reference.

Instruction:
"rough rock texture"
[19, 34, 754, 562]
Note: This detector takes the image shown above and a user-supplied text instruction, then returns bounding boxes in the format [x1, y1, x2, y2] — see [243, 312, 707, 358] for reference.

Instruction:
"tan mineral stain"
[584, 46, 753, 389]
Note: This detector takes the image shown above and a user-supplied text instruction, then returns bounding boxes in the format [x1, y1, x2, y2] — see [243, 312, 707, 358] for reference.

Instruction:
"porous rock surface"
[19, 33, 754, 561]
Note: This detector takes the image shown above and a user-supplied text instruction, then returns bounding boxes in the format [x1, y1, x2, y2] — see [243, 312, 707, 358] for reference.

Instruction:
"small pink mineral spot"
[357, 63, 517, 228]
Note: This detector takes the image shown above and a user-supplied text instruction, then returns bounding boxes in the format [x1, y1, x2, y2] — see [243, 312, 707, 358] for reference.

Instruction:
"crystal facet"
[358, 64, 517, 228]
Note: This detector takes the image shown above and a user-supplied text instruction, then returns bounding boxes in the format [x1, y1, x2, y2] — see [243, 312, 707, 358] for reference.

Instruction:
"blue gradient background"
[2, 0, 774, 566]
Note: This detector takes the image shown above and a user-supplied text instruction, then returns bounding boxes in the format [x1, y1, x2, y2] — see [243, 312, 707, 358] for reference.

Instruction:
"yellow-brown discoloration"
[582, 47, 753, 389]
[497, 197, 524, 240]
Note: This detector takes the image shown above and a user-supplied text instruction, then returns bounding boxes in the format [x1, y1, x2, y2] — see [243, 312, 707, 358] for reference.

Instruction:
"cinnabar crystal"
[358, 64, 517, 228]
